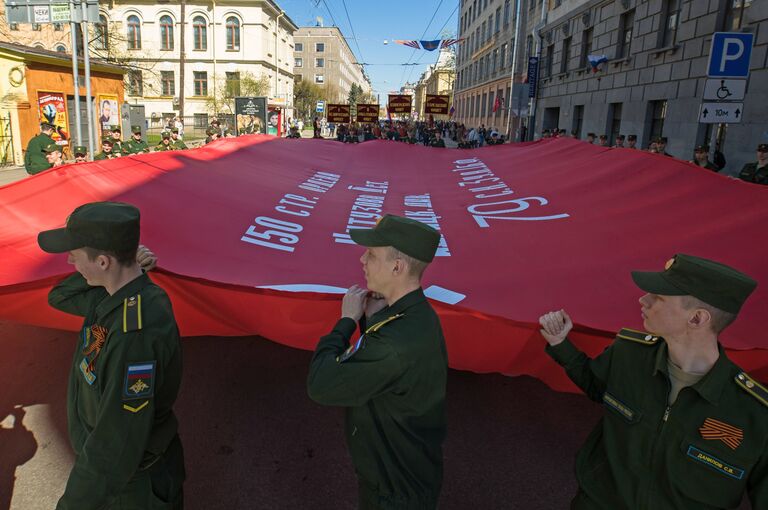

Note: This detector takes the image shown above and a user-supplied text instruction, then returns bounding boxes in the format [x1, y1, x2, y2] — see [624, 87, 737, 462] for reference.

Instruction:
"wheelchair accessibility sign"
[703, 79, 746, 101]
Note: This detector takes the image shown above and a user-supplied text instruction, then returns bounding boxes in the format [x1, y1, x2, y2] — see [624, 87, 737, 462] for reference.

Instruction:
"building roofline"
[0, 41, 126, 74]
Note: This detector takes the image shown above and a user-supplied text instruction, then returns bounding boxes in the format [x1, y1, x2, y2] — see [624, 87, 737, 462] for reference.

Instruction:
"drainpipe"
[69, 0, 82, 149]
[505, 0, 522, 142]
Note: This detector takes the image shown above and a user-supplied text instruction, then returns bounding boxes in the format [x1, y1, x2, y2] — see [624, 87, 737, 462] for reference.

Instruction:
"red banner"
[1, 137, 767, 391]
[356, 104, 379, 123]
[327, 104, 350, 124]
[388, 94, 412, 114]
[425, 94, 450, 115]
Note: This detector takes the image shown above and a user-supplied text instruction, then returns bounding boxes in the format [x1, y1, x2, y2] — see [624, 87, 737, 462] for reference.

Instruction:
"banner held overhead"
[356, 104, 379, 123]
[327, 104, 351, 124]
[388, 94, 412, 114]
[425, 94, 450, 115]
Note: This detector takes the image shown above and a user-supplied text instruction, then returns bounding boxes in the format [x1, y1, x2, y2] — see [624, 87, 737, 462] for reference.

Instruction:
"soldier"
[170, 128, 187, 150]
[24, 122, 56, 174]
[123, 125, 150, 155]
[626, 134, 638, 149]
[690, 145, 719, 172]
[43, 143, 64, 168]
[204, 127, 219, 144]
[598, 134, 609, 147]
[111, 126, 125, 155]
[613, 134, 625, 148]
[540, 254, 767, 509]
[94, 137, 117, 160]
[307, 215, 447, 510]
[430, 130, 446, 148]
[72, 146, 88, 163]
[738, 143, 768, 185]
[657, 136, 674, 157]
[38, 201, 185, 509]
[586, 132, 597, 144]
[154, 132, 174, 151]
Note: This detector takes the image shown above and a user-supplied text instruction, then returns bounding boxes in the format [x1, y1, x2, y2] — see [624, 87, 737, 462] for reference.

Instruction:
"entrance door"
[543, 107, 560, 132]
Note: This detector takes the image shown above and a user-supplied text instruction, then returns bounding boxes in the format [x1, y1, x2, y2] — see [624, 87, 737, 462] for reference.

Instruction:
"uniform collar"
[654, 340, 732, 405]
[371, 288, 426, 321]
[95, 273, 150, 319]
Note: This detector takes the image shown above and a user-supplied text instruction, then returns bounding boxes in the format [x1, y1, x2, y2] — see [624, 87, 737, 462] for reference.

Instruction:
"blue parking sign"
[707, 32, 754, 78]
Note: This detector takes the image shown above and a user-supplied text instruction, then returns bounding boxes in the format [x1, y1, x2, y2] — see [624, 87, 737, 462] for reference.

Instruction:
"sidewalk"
[0, 166, 28, 186]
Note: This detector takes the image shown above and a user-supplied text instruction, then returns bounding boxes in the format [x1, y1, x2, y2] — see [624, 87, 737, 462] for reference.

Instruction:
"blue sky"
[277, 0, 459, 99]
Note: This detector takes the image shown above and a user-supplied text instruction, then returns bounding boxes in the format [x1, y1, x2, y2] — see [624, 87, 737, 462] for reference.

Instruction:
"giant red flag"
[1, 136, 766, 392]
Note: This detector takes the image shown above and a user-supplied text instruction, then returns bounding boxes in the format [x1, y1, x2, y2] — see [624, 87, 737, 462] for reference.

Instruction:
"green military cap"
[161, 131, 171, 139]
[657, 136, 668, 143]
[694, 144, 709, 152]
[171, 127, 179, 134]
[73, 145, 88, 155]
[131, 125, 142, 134]
[757, 143, 768, 152]
[111, 125, 121, 132]
[350, 214, 441, 263]
[42, 143, 61, 154]
[631, 254, 757, 314]
[101, 136, 114, 145]
[616, 134, 625, 140]
[627, 134, 637, 141]
[38, 201, 140, 254]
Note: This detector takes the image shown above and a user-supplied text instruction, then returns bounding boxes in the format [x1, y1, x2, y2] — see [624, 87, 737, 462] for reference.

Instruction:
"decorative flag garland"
[394, 38, 464, 50]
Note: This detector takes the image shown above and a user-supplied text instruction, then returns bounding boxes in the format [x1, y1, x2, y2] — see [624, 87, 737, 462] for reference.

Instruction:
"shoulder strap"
[365, 313, 405, 334]
[735, 372, 768, 408]
[122, 294, 143, 333]
[616, 327, 661, 345]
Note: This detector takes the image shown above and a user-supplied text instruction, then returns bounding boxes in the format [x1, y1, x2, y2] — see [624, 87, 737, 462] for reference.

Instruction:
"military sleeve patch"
[616, 328, 661, 345]
[123, 361, 155, 400]
[736, 372, 768, 408]
[123, 400, 149, 414]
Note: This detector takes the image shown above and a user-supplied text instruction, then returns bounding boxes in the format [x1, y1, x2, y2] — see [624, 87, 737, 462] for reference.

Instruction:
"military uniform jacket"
[123, 139, 150, 154]
[172, 139, 188, 150]
[546, 329, 768, 509]
[112, 141, 125, 155]
[49, 272, 183, 510]
[307, 289, 448, 507]
[93, 151, 115, 160]
[154, 143, 174, 152]
[24, 133, 53, 174]
[738, 162, 768, 185]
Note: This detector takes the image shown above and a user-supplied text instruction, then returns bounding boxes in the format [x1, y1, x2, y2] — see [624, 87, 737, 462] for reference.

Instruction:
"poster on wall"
[235, 96, 267, 135]
[97, 95, 120, 136]
[37, 91, 69, 145]
[267, 106, 281, 136]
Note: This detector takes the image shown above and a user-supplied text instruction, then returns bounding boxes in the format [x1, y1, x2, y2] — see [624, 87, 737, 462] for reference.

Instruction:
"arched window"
[56, 44, 67, 53]
[127, 15, 141, 50]
[95, 14, 109, 49]
[160, 15, 174, 50]
[226, 17, 240, 51]
[193, 16, 207, 50]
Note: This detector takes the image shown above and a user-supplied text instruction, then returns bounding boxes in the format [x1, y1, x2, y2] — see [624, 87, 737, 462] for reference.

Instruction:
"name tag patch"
[602, 392, 636, 421]
[686, 445, 745, 480]
[123, 361, 155, 400]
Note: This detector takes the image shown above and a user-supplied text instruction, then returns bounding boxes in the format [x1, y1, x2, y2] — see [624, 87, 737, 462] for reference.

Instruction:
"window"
[500, 43, 507, 69]
[315, 42, 325, 52]
[127, 15, 141, 50]
[543, 44, 554, 77]
[661, 0, 681, 47]
[295, 73, 303, 81]
[32, 23, 41, 31]
[561, 37, 572, 73]
[495, 7, 501, 32]
[225, 72, 241, 97]
[724, 0, 752, 31]
[315, 58, 324, 68]
[295, 42, 303, 51]
[492, 48, 498, 74]
[94, 15, 108, 49]
[128, 70, 143, 96]
[481, 92, 487, 116]
[56, 45, 67, 53]
[496, 89, 503, 117]
[648, 100, 667, 143]
[617, 9, 634, 59]
[580, 28, 593, 68]
[226, 17, 240, 51]
[526, 35, 533, 58]
[475, 95, 480, 118]
[9, 23, 18, 30]
[315, 74, 324, 84]
[193, 16, 207, 50]
[194, 113, 209, 128]
[194, 71, 208, 96]
[489, 91, 495, 117]
[295, 57, 303, 67]
[160, 71, 174, 96]
[609, 103, 622, 142]
[504, 0, 511, 25]
[573, 105, 584, 139]
[160, 15, 174, 50]
[481, 22, 486, 42]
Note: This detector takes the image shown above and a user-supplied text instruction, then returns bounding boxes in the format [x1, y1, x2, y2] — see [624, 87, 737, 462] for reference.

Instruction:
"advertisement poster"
[235, 96, 267, 135]
[267, 106, 281, 136]
[356, 104, 379, 123]
[424, 94, 450, 115]
[37, 91, 69, 145]
[327, 104, 351, 124]
[97, 94, 120, 136]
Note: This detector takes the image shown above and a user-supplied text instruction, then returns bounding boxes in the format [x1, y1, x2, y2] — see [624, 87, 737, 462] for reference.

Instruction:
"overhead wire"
[398, 0, 446, 88]
[403, 3, 460, 86]
[340, 0, 366, 67]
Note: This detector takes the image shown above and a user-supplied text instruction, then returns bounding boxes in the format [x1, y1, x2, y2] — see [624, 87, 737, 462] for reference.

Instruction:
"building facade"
[293, 25, 372, 105]
[414, 48, 456, 119]
[533, 0, 765, 173]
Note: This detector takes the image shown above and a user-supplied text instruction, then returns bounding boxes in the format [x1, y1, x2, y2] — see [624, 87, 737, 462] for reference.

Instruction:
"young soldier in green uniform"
[111, 125, 125, 155]
[170, 127, 187, 150]
[308, 215, 448, 510]
[540, 254, 767, 509]
[154, 131, 174, 151]
[43, 143, 64, 168]
[123, 125, 150, 155]
[94, 137, 117, 160]
[38, 202, 185, 509]
[690, 145, 719, 172]
[72, 145, 88, 163]
[738, 143, 768, 185]
[24, 122, 55, 174]
[430, 131, 446, 148]
[204, 127, 219, 144]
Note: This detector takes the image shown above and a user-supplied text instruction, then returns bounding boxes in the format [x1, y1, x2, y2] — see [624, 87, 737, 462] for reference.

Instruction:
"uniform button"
[644, 335, 653, 341]
[746, 380, 755, 389]
[738, 374, 746, 381]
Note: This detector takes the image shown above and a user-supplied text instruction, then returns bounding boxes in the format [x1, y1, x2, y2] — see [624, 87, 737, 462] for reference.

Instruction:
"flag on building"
[394, 40, 420, 49]
[492, 96, 502, 113]
[449, 105, 455, 117]
[420, 40, 441, 51]
[587, 54, 608, 73]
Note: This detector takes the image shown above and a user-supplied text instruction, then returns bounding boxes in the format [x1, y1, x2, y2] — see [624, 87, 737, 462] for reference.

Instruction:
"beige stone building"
[293, 25, 372, 104]
[413, 48, 455, 119]
[0, 3, 72, 54]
